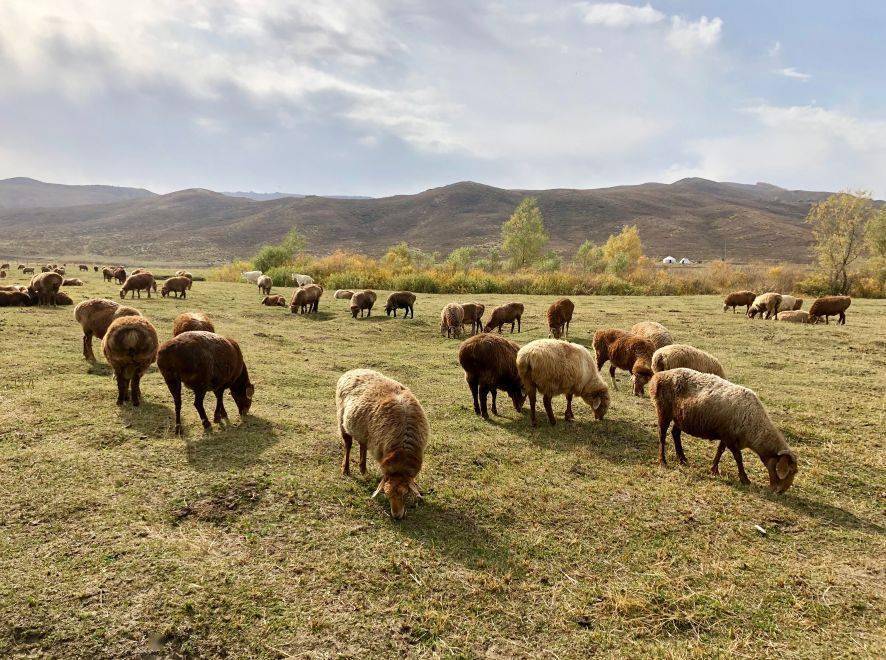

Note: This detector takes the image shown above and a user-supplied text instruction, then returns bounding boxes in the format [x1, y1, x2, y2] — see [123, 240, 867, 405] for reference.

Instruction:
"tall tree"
[501, 197, 549, 269]
[806, 192, 876, 294]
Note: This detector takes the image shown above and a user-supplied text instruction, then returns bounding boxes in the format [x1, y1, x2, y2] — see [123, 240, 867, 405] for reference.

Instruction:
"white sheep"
[242, 270, 262, 284]
[292, 273, 314, 286]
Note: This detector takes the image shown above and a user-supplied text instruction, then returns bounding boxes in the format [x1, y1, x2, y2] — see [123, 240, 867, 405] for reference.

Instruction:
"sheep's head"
[372, 475, 421, 520]
[350, 306, 359, 318]
[508, 386, 526, 412]
[118, 288, 126, 299]
[631, 367, 653, 397]
[582, 391, 609, 420]
[766, 450, 798, 494]
[231, 380, 254, 417]
[549, 324, 563, 339]
[722, 303, 729, 312]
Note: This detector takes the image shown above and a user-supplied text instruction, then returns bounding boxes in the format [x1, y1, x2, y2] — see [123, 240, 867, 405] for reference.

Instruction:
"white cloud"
[580, 3, 664, 28]
[775, 67, 812, 81]
[667, 16, 723, 54]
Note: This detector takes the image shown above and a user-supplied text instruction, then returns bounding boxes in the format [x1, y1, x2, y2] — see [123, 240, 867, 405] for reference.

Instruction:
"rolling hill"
[0, 177, 156, 209]
[0, 177, 835, 263]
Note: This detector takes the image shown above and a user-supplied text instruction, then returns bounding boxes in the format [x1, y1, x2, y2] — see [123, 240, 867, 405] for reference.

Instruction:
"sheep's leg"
[479, 385, 490, 419]
[528, 387, 538, 427]
[729, 447, 751, 484]
[609, 365, 617, 389]
[83, 332, 96, 362]
[839, 311, 846, 325]
[213, 388, 228, 423]
[509, 321, 515, 333]
[565, 394, 574, 422]
[671, 426, 688, 465]
[340, 428, 353, 475]
[193, 390, 211, 430]
[491, 387, 499, 416]
[710, 441, 726, 475]
[468, 377, 481, 416]
[181, 289, 186, 299]
[517, 317, 521, 332]
[359, 442, 367, 475]
[130, 373, 142, 407]
[543, 395, 556, 426]
[115, 373, 129, 405]
[165, 377, 183, 435]
[656, 410, 671, 466]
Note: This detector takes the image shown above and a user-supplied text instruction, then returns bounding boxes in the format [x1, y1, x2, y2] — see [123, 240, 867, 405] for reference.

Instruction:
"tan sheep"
[775, 310, 810, 323]
[334, 289, 354, 300]
[335, 369, 428, 520]
[651, 344, 725, 378]
[120, 272, 156, 299]
[62, 278, 84, 286]
[748, 292, 782, 319]
[349, 290, 377, 318]
[74, 298, 142, 362]
[649, 368, 798, 493]
[28, 271, 64, 305]
[161, 276, 191, 299]
[778, 295, 803, 312]
[172, 311, 215, 336]
[516, 339, 609, 426]
[440, 303, 464, 338]
[101, 316, 159, 406]
[256, 275, 273, 296]
[629, 321, 672, 350]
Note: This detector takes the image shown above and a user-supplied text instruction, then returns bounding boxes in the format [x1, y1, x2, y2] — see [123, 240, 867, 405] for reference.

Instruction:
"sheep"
[41, 266, 50, 272]
[256, 275, 273, 296]
[484, 302, 524, 334]
[0, 263, 9, 270]
[290, 283, 323, 314]
[723, 290, 756, 313]
[516, 339, 610, 426]
[62, 278, 84, 286]
[53, 267, 65, 276]
[776, 310, 810, 323]
[0, 290, 33, 307]
[120, 272, 157, 299]
[335, 368, 428, 520]
[53, 291, 74, 305]
[0, 270, 5, 279]
[74, 298, 142, 362]
[747, 292, 782, 320]
[28, 271, 63, 305]
[173, 311, 215, 336]
[547, 298, 575, 339]
[261, 295, 287, 307]
[440, 303, 464, 338]
[592, 328, 628, 372]
[385, 291, 416, 318]
[651, 344, 725, 378]
[102, 267, 114, 282]
[157, 331, 254, 435]
[808, 295, 851, 325]
[779, 295, 803, 312]
[0, 284, 27, 292]
[17, 264, 26, 270]
[292, 273, 314, 287]
[101, 316, 159, 406]
[113, 267, 127, 285]
[629, 321, 672, 350]
[93, 265, 99, 272]
[334, 289, 354, 300]
[175, 270, 193, 282]
[161, 276, 191, 299]
[458, 333, 525, 418]
[605, 334, 656, 396]
[349, 290, 377, 318]
[131, 268, 148, 276]
[22, 266, 35, 275]
[242, 270, 262, 284]
[460, 302, 485, 335]
[78, 264, 89, 272]
[649, 368, 798, 493]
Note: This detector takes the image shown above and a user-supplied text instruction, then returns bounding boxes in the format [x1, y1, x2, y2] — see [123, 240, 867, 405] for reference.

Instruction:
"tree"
[501, 197, 548, 269]
[602, 225, 643, 270]
[869, 207, 886, 258]
[445, 246, 481, 271]
[575, 240, 605, 272]
[806, 192, 877, 294]
[281, 227, 306, 254]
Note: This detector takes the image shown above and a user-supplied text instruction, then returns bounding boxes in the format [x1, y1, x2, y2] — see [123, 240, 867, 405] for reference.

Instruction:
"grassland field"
[0, 269, 884, 658]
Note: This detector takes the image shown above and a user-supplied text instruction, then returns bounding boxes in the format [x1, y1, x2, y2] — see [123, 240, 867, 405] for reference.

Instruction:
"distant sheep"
[161, 276, 191, 299]
[335, 368, 428, 520]
[349, 290, 377, 318]
[748, 292, 782, 320]
[440, 303, 464, 338]
[102, 267, 114, 282]
[78, 264, 89, 272]
[53, 291, 74, 305]
[484, 302, 524, 334]
[460, 302, 485, 335]
[131, 268, 148, 275]
[0, 270, 5, 279]
[516, 339, 609, 426]
[120, 272, 157, 299]
[723, 290, 756, 313]
[458, 333, 525, 418]
[334, 289, 354, 300]
[290, 283, 323, 314]
[292, 273, 314, 287]
[0, 290, 34, 307]
[547, 298, 574, 339]
[776, 310, 810, 323]
[256, 275, 272, 296]
[28, 271, 63, 305]
[0, 263, 8, 270]
[649, 368, 798, 493]
[242, 270, 262, 284]
[172, 311, 215, 336]
[262, 295, 287, 307]
[62, 278, 84, 286]
[22, 267, 35, 275]
[629, 321, 672, 350]
[651, 344, 725, 378]
[808, 296, 851, 325]
[113, 267, 127, 285]
[102, 316, 159, 406]
[385, 291, 416, 318]
[74, 298, 142, 362]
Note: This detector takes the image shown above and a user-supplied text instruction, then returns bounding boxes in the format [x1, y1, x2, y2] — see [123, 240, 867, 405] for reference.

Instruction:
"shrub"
[207, 260, 252, 282]
[253, 245, 293, 273]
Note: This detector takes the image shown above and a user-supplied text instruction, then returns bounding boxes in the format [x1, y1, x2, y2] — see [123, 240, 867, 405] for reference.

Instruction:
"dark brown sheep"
[22, 266, 35, 275]
[93, 265, 99, 272]
[385, 291, 416, 318]
[460, 302, 485, 335]
[101, 316, 159, 406]
[161, 276, 191, 299]
[349, 290, 377, 318]
[723, 290, 756, 313]
[0, 290, 33, 307]
[458, 333, 525, 418]
[484, 302, 524, 334]
[290, 283, 323, 314]
[74, 298, 142, 361]
[113, 267, 127, 285]
[608, 334, 656, 396]
[53, 291, 74, 305]
[120, 272, 156, 299]
[78, 264, 89, 271]
[592, 328, 628, 371]
[547, 298, 575, 339]
[172, 311, 215, 336]
[102, 267, 114, 282]
[157, 331, 254, 435]
[0, 263, 9, 270]
[0, 270, 5, 279]
[28, 271, 64, 305]
[808, 295, 851, 325]
[261, 295, 287, 307]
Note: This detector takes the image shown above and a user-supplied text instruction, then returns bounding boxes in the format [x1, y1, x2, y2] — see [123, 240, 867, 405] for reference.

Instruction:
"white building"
[662, 256, 676, 264]
[679, 257, 692, 265]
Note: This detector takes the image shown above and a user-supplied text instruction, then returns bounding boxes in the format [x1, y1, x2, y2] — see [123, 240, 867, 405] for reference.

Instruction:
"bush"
[207, 260, 252, 282]
[253, 245, 293, 273]
[264, 266, 295, 287]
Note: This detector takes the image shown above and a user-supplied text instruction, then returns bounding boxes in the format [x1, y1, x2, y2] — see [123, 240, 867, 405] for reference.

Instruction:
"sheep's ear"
[409, 481, 423, 499]
[246, 385, 255, 398]
[776, 451, 796, 479]
[371, 478, 386, 499]
[591, 397, 601, 410]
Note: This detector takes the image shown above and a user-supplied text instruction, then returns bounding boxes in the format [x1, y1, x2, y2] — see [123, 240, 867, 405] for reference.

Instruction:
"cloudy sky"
[1, 1, 884, 196]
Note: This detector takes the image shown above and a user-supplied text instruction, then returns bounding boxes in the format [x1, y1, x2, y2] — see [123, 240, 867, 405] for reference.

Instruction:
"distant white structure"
[679, 258, 692, 265]
[662, 256, 676, 264]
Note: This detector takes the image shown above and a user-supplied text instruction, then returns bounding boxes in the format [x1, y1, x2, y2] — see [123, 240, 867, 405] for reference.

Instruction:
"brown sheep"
[723, 290, 756, 313]
[120, 272, 156, 299]
[131, 268, 148, 275]
[113, 267, 127, 285]
[175, 270, 193, 285]
[808, 296, 851, 325]
[28, 271, 64, 305]
[256, 275, 273, 296]
[53, 267, 65, 276]
[0, 290, 34, 307]
[62, 278, 84, 286]
[22, 266, 35, 275]
[484, 302, 524, 334]
[74, 298, 142, 362]
[101, 316, 159, 406]
[629, 321, 672, 350]
[385, 291, 416, 318]
[607, 334, 656, 396]
[78, 264, 89, 271]
[261, 295, 287, 307]
[93, 265, 99, 272]
[592, 328, 628, 371]
[53, 291, 74, 305]
[440, 303, 464, 338]
[157, 331, 254, 435]
[172, 311, 215, 336]
[349, 290, 377, 318]
[460, 302, 485, 335]
[458, 333, 525, 418]
[290, 283, 323, 314]
[748, 292, 782, 320]
[0, 270, 5, 279]
[334, 289, 354, 300]
[0, 263, 8, 270]
[161, 276, 191, 299]
[547, 298, 575, 339]
[102, 267, 114, 282]
[335, 369, 427, 520]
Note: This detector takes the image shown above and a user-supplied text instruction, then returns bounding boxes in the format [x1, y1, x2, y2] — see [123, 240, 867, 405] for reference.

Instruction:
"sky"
[1, 1, 884, 197]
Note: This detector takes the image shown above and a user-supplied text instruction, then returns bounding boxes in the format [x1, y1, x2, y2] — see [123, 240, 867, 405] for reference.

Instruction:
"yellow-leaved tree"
[501, 197, 549, 270]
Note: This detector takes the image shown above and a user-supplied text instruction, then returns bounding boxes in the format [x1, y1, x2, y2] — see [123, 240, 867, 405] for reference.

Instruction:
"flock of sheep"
[3, 263, 853, 519]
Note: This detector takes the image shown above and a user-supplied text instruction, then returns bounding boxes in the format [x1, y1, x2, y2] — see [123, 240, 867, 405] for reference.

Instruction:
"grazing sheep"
[172, 311, 215, 336]
[157, 331, 253, 435]
[629, 321, 672, 350]
[0, 290, 33, 307]
[516, 339, 610, 426]
[748, 292, 782, 319]
[592, 328, 628, 372]
[256, 275, 272, 296]
[242, 270, 262, 284]
[120, 272, 157, 299]
[808, 296, 851, 325]
[606, 334, 656, 396]
[778, 295, 803, 312]
[723, 290, 756, 313]
[334, 289, 354, 300]
[175, 270, 193, 282]
[113, 267, 127, 285]
[649, 368, 798, 493]
[41, 266, 50, 272]
[776, 310, 810, 323]
[349, 290, 377, 318]
[547, 298, 575, 339]
[28, 271, 64, 305]
[131, 268, 148, 275]
[385, 291, 416, 318]
[292, 273, 314, 287]
[53, 291, 74, 305]
[74, 298, 142, 362]
[22, 267, 35, 275]
[651, 344, 725, 378]
[290, 283, 323, 314]
[335, 369, 428, 520]
[102, 267, 114, 282]
[161, 276, 191, 299]
[17, 264, 26, 270]
[101, 316, 159, 406]
[0, 263, 9, 270]
[93, 265, 99, 272]
[458, 333, 525, 418]
[484, 302, 524, 334]
[440, 303, 464, 338]
[460, 302, 485, 335]
[78, 264, 89, 272]
[262, 295, 287, 307]
[62, 278, 84, 286]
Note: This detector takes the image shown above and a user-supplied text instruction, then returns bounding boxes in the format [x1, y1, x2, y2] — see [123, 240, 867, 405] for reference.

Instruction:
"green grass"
[1, 271, 884, 657]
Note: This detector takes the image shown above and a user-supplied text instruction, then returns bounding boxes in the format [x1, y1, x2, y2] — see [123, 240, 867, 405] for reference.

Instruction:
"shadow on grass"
[290, 310, 336, 321]
[86, 362, 112, 376]
[184, 415, 279, 472]
[117, 400, 174, 437]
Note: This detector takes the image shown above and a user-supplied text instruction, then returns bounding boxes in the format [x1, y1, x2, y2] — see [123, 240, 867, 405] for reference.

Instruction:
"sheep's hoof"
[202, 420, 212, 430]
[710, 467, 720, 476]
[341, 466, 350, 476]
[116, 398, 125, 406]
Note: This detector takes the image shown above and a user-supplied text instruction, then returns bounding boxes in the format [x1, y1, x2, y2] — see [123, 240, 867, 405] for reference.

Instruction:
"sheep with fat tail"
[74, 298, 142, 362]
[748, 292, 782, 319]
[460, 303, 485, 335]
[101, 316, 159, 406]
[458, 333, 525, 419]
[161, 276, 191, 299]
[256, 275, 272, 296]
[385, 291, 416, 318]
[440, 303, 464, 338]
[28, 271, 63, 306]
[349, 290, 377, 318]
[335, 369, 428, 520]
[649, 368, 798, 493]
